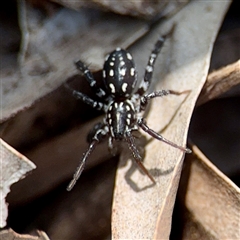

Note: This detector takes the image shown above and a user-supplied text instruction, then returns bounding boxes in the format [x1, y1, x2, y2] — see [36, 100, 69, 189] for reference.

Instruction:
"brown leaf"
[178, 144, 240, 239]
[0, 139, 36, 227]
[0, 228, 50, 240]
[50, 0, 189, 19]
[112, 1, 231, 239]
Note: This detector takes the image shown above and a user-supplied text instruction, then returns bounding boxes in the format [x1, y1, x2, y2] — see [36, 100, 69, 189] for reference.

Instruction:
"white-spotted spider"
[66, 33, 191, 191]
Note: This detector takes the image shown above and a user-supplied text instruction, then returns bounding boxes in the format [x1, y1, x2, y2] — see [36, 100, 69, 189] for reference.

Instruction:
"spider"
[66, 34, 191, 191]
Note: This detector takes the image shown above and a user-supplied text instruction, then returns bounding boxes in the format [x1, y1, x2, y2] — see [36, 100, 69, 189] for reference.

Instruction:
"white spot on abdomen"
[122, 82, 128, 92]
[130, 68, 135, 76]
[109, 83, 115, 93]
[109, 69, 114, 76]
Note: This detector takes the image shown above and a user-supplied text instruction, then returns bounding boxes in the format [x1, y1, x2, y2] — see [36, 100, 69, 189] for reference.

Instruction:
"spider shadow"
[124, 159, 174, 193]
[119, 136, 174, 192]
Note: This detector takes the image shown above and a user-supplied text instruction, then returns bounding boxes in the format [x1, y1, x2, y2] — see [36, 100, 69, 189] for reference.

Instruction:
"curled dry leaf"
[112, 0, 231, 239]
[178, 144, 240, 239]
[0, 139, 36, 228]
[0, 228, 50, 240]
[50, 0, 189, 19]
[197, 60, 240, 106]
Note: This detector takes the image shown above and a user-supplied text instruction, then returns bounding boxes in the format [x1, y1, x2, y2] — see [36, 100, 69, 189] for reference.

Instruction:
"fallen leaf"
[178, 144, 240, 239]
[0, 139, 36, 228]
[50, 0, 190, 19]
[112, 1, 231, 239]
[1, 1, 237, 239]
[0, 228, 50, 240]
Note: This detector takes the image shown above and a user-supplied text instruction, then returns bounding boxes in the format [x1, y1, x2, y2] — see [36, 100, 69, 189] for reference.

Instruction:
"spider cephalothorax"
[66, 35, 191, 191]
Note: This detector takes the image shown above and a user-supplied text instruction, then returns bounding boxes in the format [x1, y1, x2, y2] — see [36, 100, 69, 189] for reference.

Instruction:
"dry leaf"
[0, 139, 36, 228]
[50, 0, 189, 19]
[112, 1, 231, 239]
[178, 144, 240, 239]
[0, 228, 50, 240]
[1, 1, 238, 239]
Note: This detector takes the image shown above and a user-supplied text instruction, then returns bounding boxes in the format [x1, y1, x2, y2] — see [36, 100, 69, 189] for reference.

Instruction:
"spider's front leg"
[67, 122, 108, 191]
[140, 89, 191, 111]
[137, 118, 191, 153]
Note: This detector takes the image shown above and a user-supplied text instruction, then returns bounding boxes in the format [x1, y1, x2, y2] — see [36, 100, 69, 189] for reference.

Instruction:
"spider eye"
[103, 49, 137, 99]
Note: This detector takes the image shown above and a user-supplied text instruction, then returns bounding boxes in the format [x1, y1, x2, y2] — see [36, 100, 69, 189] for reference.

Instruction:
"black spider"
[66, 34, 191, 191]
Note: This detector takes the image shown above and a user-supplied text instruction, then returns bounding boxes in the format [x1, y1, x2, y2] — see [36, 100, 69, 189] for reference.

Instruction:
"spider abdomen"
[103, 48, 137, 99]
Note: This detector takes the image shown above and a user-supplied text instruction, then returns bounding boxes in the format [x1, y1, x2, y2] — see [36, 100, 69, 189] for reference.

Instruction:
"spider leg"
[140, 89, 190, 111]
[137, 118, 191, 153]
[67, 123, 108, 191]
[71, 89, 105, 111]
[67, 140, 97, 191]
[75, 60, 106, 98]
[125, 131, 156, 183]
[136, 36, 166, 96]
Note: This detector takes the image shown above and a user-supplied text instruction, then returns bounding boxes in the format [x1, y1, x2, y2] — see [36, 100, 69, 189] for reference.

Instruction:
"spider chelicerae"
[66, 33, 191, 191]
